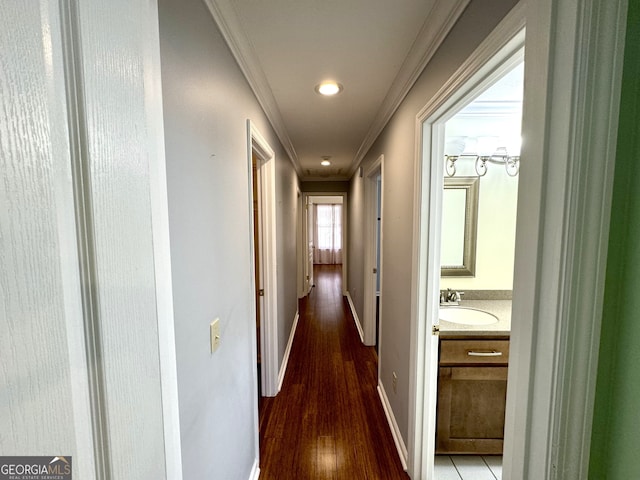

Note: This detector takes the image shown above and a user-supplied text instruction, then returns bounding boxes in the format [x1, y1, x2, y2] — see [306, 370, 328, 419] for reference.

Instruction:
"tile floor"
[435, 455, 502, 480]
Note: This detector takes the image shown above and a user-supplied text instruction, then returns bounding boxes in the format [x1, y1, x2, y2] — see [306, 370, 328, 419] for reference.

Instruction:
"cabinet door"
[436, 366, 508, 454]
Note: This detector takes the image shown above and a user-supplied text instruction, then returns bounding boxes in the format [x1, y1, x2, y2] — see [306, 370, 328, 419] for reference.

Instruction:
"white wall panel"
[1, 1, 178, 479]
[75, 0, 167, 477]
[0, 2, 95, 477]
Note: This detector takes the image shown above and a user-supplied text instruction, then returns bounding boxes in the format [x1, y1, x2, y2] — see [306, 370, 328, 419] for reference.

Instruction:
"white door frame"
[504, 0, 626, 477]
[408, 0, 627, 478]
[302, 192, 348, 295]
[248, 120, 279, 398]
[408, 9, 526, 475]
[363, 156, 384, 346]
[296, 188, 305, 299]
[303, 194, 314, 295]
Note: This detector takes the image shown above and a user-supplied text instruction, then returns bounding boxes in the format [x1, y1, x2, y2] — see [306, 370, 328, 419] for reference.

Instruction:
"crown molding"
[202, 0, 302, 177]
[349, 0, 471, 177]
[204, 0, 469, 181]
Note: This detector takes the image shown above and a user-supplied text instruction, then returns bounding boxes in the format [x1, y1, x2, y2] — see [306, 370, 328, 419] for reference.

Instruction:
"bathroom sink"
[439, 307, 498, 326]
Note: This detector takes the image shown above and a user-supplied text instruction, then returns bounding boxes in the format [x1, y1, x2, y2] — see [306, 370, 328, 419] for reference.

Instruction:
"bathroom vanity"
[435, 300, 511, 455]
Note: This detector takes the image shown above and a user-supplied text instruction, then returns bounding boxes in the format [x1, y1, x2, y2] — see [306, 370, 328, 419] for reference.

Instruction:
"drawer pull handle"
[467, 350, 503, 357]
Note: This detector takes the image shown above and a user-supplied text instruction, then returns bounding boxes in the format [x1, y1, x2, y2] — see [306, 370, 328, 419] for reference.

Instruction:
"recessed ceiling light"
[315, 81, 343, 96]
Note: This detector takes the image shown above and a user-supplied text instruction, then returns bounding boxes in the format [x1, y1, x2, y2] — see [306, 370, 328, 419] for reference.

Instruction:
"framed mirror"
[441, 177, 479, 276]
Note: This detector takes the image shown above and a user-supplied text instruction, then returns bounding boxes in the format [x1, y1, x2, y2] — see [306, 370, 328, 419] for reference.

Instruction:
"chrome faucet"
[440, 288, 464, 305]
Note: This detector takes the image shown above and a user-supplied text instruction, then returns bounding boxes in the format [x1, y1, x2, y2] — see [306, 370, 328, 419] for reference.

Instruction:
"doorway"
[434, 58, 523, 476]
[363, 156, 384, 348]
[302, 192, 348, 298]
[304, 194, 314, 295]
[408, 22, 526, 478]
[296, 188, 305, 299]
[248, 121, 279, 400]
[252, 152, 263, 402]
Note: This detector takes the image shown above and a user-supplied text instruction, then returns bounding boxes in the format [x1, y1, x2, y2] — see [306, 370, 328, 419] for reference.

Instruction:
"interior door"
[363, 159, 383, 347]
[2, 2, 179, 477]
[252, 153, 263, 398]
[375, 174, 382, 350]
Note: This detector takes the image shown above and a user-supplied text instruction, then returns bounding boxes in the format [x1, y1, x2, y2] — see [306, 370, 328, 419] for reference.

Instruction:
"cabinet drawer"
[440, 339, 509, 365]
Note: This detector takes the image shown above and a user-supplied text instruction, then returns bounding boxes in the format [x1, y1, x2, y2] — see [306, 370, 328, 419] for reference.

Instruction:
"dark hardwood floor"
[259, 264, 409, 479]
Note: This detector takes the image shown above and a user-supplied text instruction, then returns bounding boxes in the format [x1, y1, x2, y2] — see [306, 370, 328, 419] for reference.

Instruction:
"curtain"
[313, 204, 342, 264]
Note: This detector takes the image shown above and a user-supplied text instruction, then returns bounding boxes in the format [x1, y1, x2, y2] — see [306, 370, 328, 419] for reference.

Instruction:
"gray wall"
[348, 174, 366, 323]
[158, 0, 299, 477]
[276, 152, 300, 361]
[348, 0, 519, 444]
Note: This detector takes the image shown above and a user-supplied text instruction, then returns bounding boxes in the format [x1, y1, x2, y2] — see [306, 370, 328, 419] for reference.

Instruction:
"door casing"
[363, 156, 384, 347]
[247, 121, 279, 400]
[302, 192, 348, 296]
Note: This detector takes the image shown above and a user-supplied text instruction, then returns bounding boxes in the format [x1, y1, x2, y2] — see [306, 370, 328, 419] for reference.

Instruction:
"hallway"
[259, 265, 409, 479]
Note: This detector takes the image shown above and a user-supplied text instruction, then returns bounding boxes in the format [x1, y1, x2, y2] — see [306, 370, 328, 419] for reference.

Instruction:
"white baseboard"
[278, 311, 299, 391]
[345, 291, 365, 343]
[378, 382, 408, 471]
[248, 458, 260, 480]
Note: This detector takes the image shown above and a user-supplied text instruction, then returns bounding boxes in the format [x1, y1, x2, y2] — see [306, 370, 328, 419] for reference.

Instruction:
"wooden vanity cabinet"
[435, 337, 509, 455]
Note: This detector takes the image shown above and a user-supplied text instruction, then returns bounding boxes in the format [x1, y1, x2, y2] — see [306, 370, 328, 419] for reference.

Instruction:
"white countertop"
[438, 300, 512, 337]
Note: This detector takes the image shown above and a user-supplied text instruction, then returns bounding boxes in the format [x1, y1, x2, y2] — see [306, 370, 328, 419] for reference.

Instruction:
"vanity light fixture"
[445, 147, 520, 177]
[315, 81, 343, 96]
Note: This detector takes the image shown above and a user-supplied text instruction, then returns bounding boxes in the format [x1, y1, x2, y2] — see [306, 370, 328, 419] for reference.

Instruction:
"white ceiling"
[204, 0, 471, 181]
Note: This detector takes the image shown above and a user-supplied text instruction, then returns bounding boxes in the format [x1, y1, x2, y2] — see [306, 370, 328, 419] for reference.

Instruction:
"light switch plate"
[210, 318, 220, 353]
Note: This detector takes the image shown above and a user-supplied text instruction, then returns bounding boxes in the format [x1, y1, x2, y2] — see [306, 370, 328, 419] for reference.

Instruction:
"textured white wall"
[158, 0, 299, 477]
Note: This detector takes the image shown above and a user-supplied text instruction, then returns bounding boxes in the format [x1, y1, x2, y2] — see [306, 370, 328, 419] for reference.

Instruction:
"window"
[314, 204, 342, 264]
